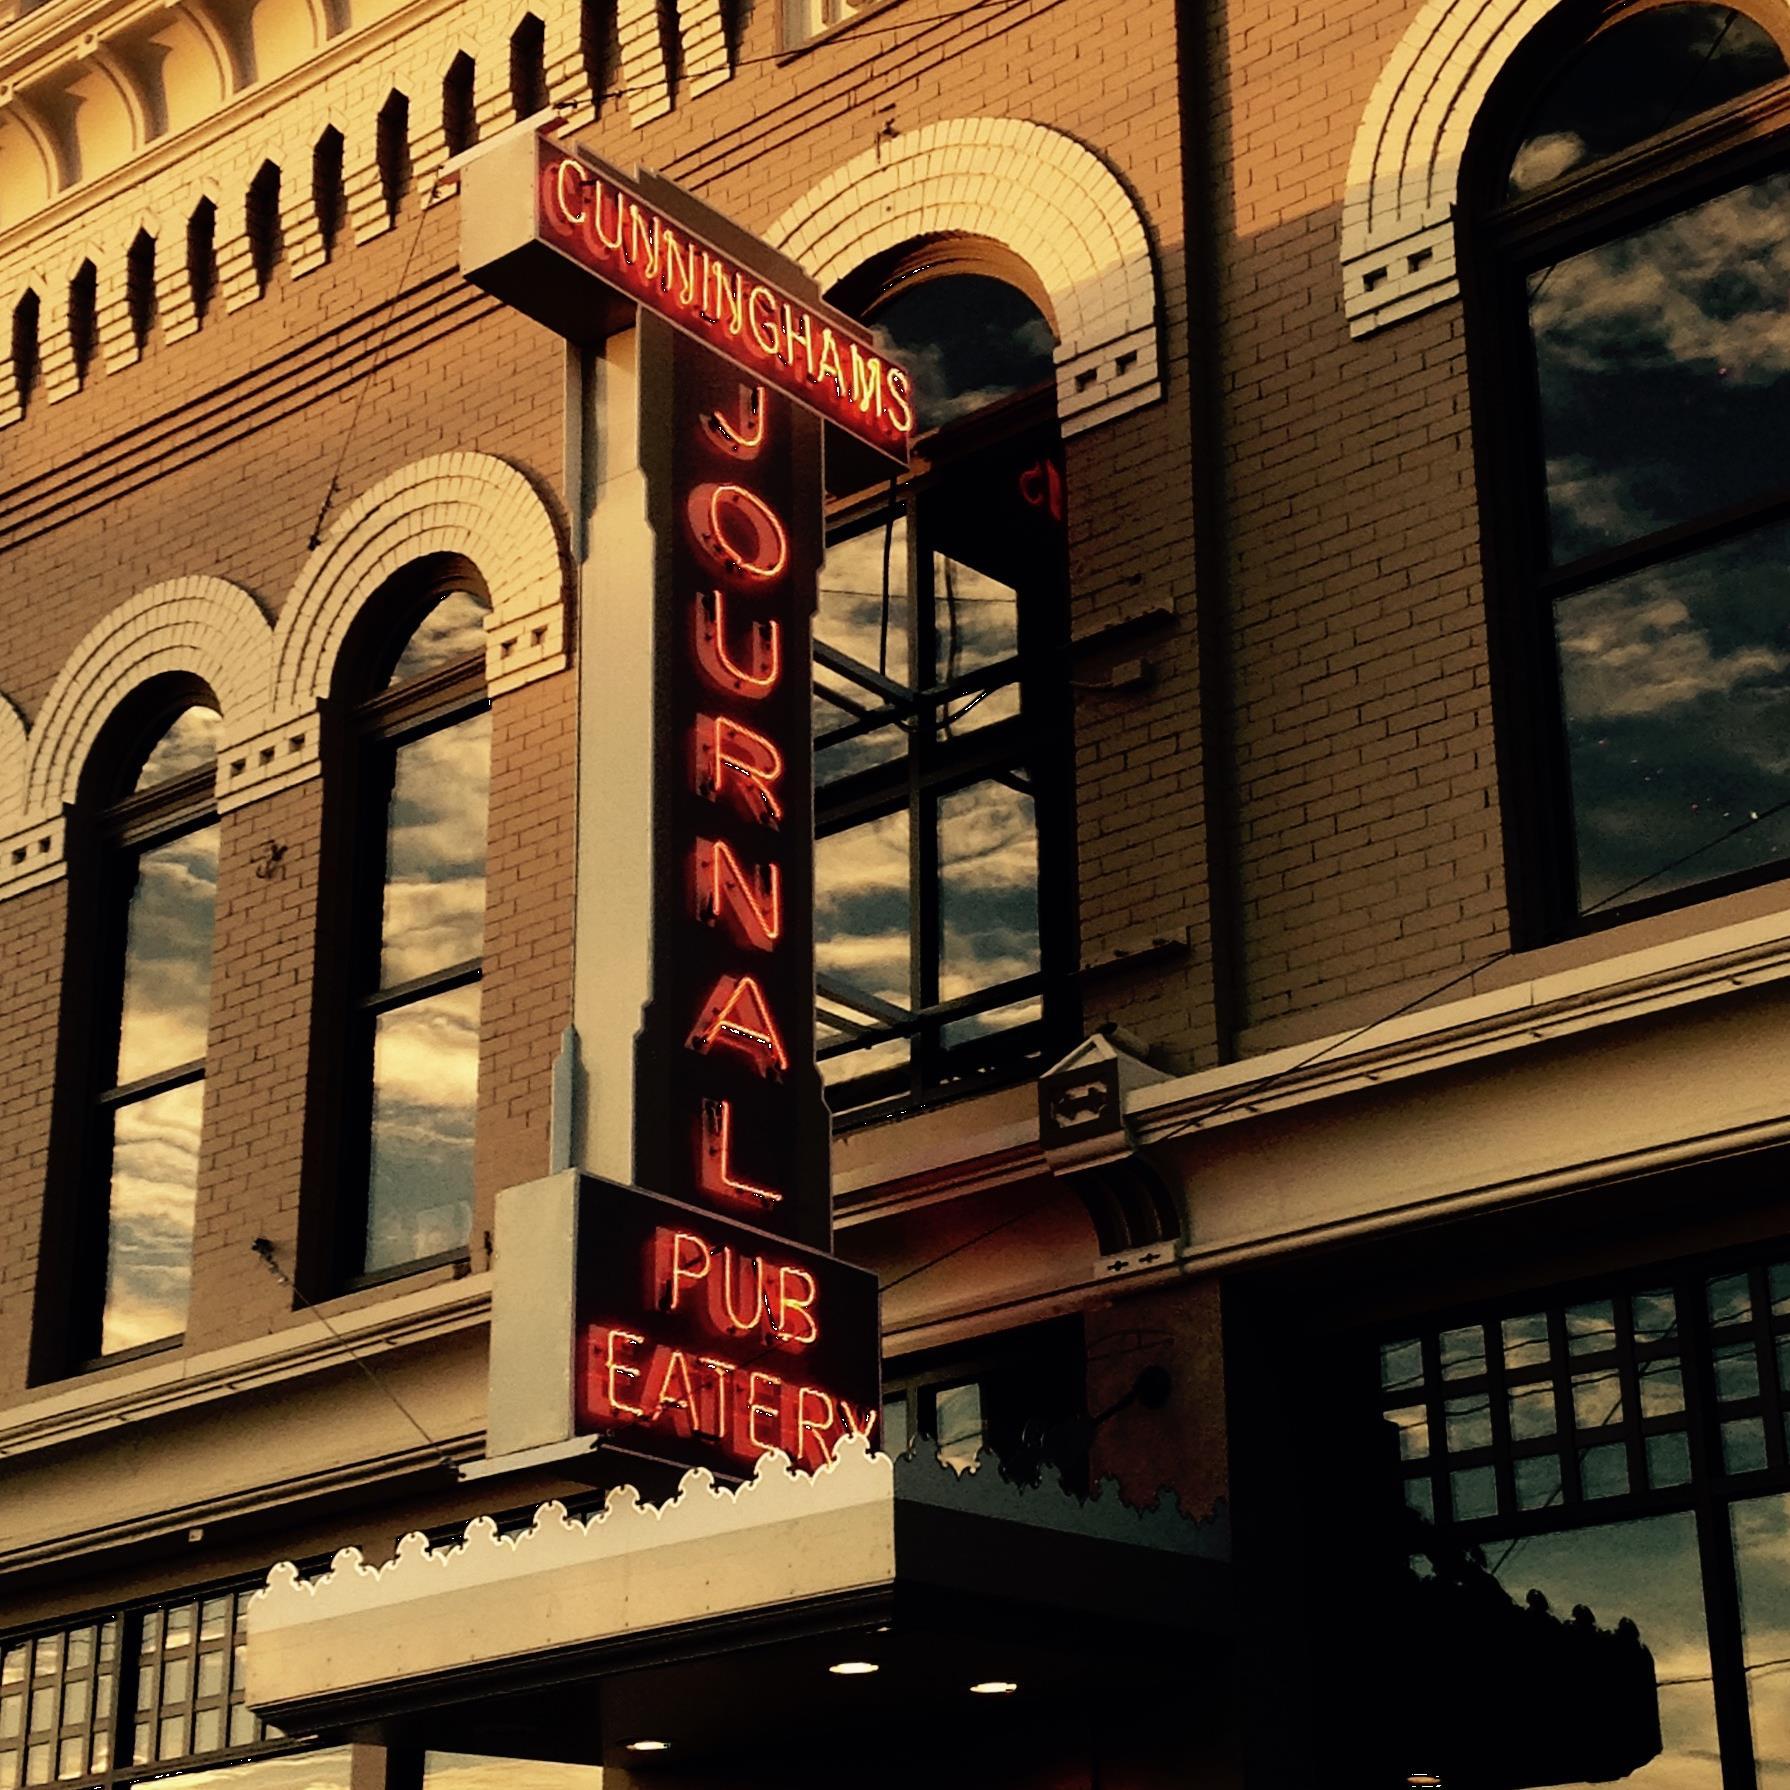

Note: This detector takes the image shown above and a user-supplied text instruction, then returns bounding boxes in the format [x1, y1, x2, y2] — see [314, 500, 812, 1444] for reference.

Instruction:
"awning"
[243, 1438, 1230, 1774]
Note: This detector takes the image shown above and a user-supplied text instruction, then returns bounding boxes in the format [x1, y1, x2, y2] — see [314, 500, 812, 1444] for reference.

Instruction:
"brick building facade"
[5, 0, 1790, 1772]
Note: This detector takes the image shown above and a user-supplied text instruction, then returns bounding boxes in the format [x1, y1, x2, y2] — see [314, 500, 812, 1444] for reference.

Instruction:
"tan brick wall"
[1208, 0, 1505, 1039]
[0, 882, 65, 1386]
[0, 0, 1224, 1392]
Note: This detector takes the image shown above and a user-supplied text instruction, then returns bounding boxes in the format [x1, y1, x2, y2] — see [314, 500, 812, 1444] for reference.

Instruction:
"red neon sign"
[577, 1198, 879, 1472]
[536, 145, 913, 461]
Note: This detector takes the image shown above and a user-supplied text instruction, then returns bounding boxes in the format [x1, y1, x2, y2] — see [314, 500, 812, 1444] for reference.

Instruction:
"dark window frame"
[0, 1578, 329, 1790]
[815, 385, 1080, 1122]
[33, 683, 219, 1381]
[299, 565, 490, 1298]
[1369, 1241, 1790, 1788]
[1462, 2, 1790, 943]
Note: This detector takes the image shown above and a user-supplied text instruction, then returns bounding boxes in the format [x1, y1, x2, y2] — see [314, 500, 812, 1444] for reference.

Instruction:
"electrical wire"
[1145, 783, 1790, 1155]
[249, 1237, 464, 1475]
[306, 180, 443, 550]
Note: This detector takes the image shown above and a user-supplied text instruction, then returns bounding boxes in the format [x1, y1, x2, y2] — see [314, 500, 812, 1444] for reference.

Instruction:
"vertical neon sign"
[633, 319, 831, 1251]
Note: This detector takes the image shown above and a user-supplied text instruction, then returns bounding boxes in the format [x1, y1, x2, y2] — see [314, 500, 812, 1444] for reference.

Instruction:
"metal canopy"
[243, 1440, 1229, 1776]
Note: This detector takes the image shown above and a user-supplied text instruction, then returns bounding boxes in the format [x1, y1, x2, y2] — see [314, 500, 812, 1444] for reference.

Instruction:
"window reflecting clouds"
[379, 713, 490, 986]
[1509, 6, 1785, 196]
[938, 779, 1040, 1027]
[1557, 522, 1790, 912]
[1732, 1494, 1790, 1782]
[366, 980, 479, 1273]
[815, 390, 1064, 1107]
[134, 707, 220, 793]
[1491, 1516, 1718, 1786]
[1534, 171, 1790, 564]
[115, 825, 218, 1086]
[349, 584, 489, 1278]
[100, 1080, 202, 1355]
[386, 589, 487, 686]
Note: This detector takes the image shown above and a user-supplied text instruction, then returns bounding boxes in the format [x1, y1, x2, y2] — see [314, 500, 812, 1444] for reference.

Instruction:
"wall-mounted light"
[828, 1660, 879, 1676]
[969, 1680, 1018, 1696]
[624, 1740, 670, 1754]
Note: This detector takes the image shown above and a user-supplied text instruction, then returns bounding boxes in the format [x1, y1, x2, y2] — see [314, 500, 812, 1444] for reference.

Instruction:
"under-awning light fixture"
[624, 1740, 671, 1753]
[828, 1660, 879, 1676]
[969, 1680, 1018, 1695]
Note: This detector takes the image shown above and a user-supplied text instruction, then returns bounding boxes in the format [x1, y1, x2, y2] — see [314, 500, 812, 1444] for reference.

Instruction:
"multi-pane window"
[1468, 5, 1790, 933]
[882, 1318, 1086, 1487]
[79, 701, 219, 1361]
[338, 580, 490, 1281]
[0, 1587, 334, 1790]
[1376, 1252, 1790, 1785]
[816, 265, 1073, 1116]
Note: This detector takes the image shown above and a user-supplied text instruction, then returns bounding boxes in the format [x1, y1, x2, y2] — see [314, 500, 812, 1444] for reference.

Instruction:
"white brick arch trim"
[1336, 0, 1790, 332]
[24, 575, 272, 814]
[766, 118, 1160, 437]
[0, 695, 24, 827]
[272, 451, 568, 712]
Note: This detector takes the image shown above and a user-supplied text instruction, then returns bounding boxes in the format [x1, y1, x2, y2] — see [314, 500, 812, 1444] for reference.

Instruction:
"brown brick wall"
[0, 882, 65, 1388]
[1208, 0, 1505, 1040]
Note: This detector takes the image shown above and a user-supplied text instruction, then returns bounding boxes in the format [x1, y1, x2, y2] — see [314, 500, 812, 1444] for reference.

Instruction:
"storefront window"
[0, 1586, 335, 1790]
[1375, 1251, 1790, 1784]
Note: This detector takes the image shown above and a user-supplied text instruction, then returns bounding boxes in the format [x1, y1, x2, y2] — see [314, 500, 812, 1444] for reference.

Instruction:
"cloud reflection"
[102, 1078, 202, 1353]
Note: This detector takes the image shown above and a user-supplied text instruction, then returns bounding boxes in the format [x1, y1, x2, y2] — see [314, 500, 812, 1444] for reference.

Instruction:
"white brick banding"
[766, 117, 1161, 437]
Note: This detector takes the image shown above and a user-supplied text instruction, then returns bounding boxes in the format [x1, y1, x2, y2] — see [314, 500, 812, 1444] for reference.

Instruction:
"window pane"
[933, 1381, 984, 1473]
[866, 276, 1055, 432]
[149, 1746, 355, 1790]
[1503, 1312, 1550, 1370]
[1440, 1324, 1488, 1378]
[1508, 5, 1787, 194]
[932, 553, 1020, 735]
[100, 1079, 203, 1355]
[1486, 1513, 1717, 1784]
[815, 809, 911, 1083]
[1386, 1405, 1429, 1460]
[1381, 1338, 1424, 1392]
[882, 1393, 910, 1458]
[1556, 522, 1790, 915]
[115, 824, 219, 1086]
[380, 712, 490, 988]
[1639, 1358, 1686, 1416]
[937, 780, 1039, 1023]
[817, 519, 910, 682]
[134, 707, 220, 793]
[1566, 1299, 1616, 1354]
[1730, 1493, 1790, 1782]
[813, 686, 908, 786]
[387, 589, 488, 686]
[1509, 1382, 1557, 1439]
[1445, 1394, 1492, 1453]
[365, 982, 479, 1273]
[1533, 169, 1790, 563]
[1633, 1290, 1678, 1344]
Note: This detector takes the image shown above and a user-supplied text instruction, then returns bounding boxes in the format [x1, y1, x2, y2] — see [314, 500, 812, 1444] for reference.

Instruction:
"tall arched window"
[321, 569, 490, 1284]
[1466, 3, 1790, 937]
[67, 689, 220, 1364]
[815, 242, 1076, 1116]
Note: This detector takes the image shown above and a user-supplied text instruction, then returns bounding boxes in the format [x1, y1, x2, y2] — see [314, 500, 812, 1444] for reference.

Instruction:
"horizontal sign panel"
[574, 1176, 881, 1480]
[462, 128, 913, 462]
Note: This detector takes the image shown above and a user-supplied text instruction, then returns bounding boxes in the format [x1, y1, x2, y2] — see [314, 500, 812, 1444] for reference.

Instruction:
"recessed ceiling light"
[624, 1740, 671, 1753]
[969, 1680, 1018, 1695]
[828, 1660, 879, 1676]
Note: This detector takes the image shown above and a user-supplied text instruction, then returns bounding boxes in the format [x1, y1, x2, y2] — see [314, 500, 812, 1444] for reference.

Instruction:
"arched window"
[1466, 2, 1790, 936]
[814, 242, 1075, 1116]
[322, 570, 490, 1284]
[68, 689, 220, 1364]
